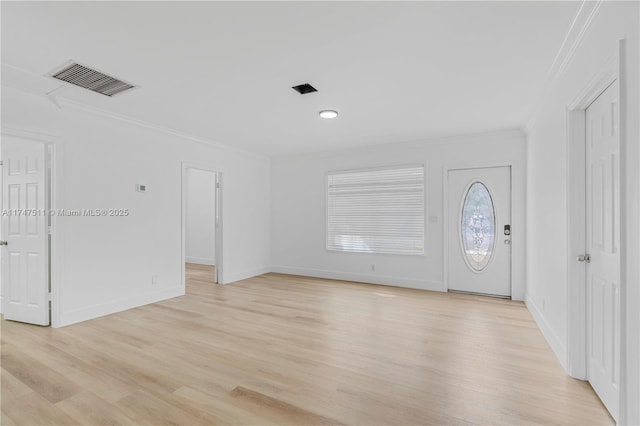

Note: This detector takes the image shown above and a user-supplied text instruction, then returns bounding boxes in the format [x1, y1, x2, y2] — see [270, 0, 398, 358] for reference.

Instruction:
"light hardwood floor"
[1, 264, 613, 425]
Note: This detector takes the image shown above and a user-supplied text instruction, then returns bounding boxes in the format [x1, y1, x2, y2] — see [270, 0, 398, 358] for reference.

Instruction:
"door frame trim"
[0, 126, 62, 327]
[443, 163, 523, 300]
[181, 162, 223, 286]
[565, 39, 626, 421]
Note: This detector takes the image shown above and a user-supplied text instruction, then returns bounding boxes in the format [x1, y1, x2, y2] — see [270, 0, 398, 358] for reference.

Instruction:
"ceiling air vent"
[292, 83, 317, 95]
[50, 62, 136, 97]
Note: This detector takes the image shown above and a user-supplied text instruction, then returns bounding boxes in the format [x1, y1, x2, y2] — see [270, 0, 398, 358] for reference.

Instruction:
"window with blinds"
[327, 165, 425, 255]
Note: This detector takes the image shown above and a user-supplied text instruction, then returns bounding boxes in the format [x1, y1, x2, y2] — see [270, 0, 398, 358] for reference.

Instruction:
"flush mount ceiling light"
[319, 110, 338, 119]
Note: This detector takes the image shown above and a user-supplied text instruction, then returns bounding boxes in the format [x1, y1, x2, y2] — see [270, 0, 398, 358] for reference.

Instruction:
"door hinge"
[48, 226, 53, 235]
[46, 292, 52, 301]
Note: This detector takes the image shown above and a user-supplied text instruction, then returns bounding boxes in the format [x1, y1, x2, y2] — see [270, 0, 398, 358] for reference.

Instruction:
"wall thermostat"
[136, 184, 147, 193]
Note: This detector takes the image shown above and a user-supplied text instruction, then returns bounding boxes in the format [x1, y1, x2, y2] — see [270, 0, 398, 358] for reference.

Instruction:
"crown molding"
[272, 128, 524, 162]
[1, 125, 60, 144]
[1, 65, 269, 162]
[54, 98, 269, 162]
[547, 1, 604, 84]
[524, 0, 604, 134]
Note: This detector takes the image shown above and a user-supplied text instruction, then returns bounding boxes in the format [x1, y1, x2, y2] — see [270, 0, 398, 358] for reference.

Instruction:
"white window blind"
[327, 165, 425, 255]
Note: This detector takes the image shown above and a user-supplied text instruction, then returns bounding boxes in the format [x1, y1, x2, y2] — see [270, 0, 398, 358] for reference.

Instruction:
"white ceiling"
[1, 1, 580, 157]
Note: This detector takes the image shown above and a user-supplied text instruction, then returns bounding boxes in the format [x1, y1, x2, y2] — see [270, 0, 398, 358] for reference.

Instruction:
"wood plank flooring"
[1, 264, 613, 425]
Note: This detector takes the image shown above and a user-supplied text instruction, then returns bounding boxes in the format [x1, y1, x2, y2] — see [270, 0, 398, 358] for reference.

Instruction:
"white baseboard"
[525, 294, 568, 372]
[270, 265, 444, 292]
[185, 256, 215, 266]
[223, 266, 271, 284]
[57, 287, 184, 327]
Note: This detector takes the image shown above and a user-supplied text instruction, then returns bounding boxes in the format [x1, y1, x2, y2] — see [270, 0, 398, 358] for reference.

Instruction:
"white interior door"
[585, 80, 620, 420]
[1, 135, 50, 325]
[447, 166, 511, 297]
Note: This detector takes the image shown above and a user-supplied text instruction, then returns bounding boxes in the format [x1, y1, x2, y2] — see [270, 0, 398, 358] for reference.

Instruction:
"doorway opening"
[446, 166, 512, 298]
[566, 53, 621, 422]
[1, 129, 57, 326]
[181, 163, 222, 293]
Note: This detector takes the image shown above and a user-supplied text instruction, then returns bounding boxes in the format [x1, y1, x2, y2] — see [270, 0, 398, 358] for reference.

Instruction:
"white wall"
[1, 86, 271, 327]
[525, 2, 639, 424]
[186, 168, 216, 266]
[271, 130, 526, 299]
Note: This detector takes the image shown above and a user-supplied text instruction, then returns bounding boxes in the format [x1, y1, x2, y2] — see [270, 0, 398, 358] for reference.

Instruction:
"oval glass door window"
[460, 182, 496, 271]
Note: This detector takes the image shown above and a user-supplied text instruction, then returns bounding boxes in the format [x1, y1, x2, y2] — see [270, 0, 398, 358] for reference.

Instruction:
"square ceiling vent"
[292, 83, 317, 95]
[49, 61, 137, 97]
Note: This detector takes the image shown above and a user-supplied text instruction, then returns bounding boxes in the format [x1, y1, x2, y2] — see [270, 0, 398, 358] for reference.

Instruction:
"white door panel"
[447, 166, 511, 297]
[1, 135, 49, 326]
[586, 80, 619, 420]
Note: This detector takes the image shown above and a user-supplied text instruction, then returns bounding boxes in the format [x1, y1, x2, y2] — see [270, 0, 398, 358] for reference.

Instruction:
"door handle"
[0, 241, 7, 246]
[577, 254, 590, 263]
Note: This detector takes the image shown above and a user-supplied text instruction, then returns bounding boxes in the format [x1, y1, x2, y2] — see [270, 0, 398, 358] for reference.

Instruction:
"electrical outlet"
[152, 275, 158, 285]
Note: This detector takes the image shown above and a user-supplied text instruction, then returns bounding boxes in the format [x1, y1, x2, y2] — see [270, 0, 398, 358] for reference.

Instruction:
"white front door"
[447, 166, 511, 297]
[585, 80, 620, 420]
[1, 135, 50, 325]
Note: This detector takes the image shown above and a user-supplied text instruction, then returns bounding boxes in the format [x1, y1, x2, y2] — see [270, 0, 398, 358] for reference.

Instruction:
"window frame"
[325, 163, 426, 256]
[459, 180, 498, 272]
